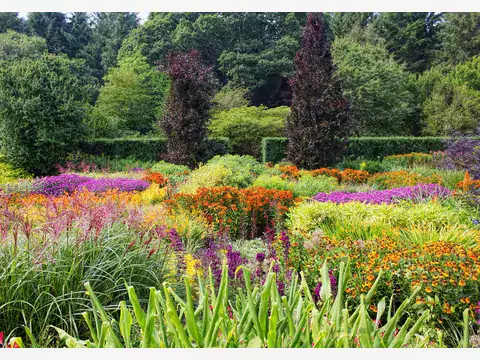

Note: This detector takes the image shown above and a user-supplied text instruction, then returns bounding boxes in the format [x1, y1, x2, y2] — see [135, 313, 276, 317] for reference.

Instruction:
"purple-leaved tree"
[285, 13, 351, 169]
[159, 50, 217, 168]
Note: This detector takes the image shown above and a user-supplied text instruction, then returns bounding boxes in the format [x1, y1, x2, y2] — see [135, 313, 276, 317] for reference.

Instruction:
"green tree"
[90, 51, 169, 137]
[209, 105, 289, 157]
[440, 12, 480, 65]
[0, 12, 25, 33]
[332, 36, 415, 136]
[330, 12, 374, 38]
[90, 12, 139, 77]
[27, 12, 72, 55]
[0, 30, 47, 61]
[211, 86, 250, 112]
[0, 54, 98, 175]
[68, 12, 93, 59]
[372, 12, 440, 73]
[119, 13, 307, 107]
[418, 57, 480, 135]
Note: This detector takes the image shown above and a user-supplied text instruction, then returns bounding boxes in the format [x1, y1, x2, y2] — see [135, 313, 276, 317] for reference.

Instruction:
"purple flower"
[32, 174, 149, 196]
[256, 252, 266, 262]
[313, 184, 451, 205]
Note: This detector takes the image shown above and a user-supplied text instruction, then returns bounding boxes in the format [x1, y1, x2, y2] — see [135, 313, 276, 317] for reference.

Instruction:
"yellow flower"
[425, 286, 432, 293]
[459, 279, 466, 287]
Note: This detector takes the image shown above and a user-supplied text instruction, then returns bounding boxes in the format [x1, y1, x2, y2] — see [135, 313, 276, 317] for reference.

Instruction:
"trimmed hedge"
[262, 137, 288, 164]
[262, 136, 480, 163]
[80, 137, 230, 162]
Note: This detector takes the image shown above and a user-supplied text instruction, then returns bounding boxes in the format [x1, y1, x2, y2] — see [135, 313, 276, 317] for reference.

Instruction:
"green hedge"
[262, 136, 480, 163]
[80, 137, 230, 162]
[262, 137, 288, 163]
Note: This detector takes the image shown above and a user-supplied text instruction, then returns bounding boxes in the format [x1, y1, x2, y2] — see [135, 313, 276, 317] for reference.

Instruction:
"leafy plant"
[159, 50, 217, 167]
[285, 13, 351, 169]
[50, 261, 458, 348]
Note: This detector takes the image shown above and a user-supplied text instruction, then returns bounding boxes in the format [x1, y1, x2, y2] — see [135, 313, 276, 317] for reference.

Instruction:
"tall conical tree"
[285, 13, 350, 169]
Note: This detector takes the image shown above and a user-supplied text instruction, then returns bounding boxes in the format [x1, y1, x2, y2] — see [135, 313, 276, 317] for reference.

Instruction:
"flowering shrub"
[310, 168, 370, 184]
[443, 131, 480, 179]
[168, 186, 296, 239]
[142, 171, 168, 186]
[367, 170, 443, 189]
[32, 174, 149, 196]
[313, 184, 451, 204]
[286, 232, 480, 327]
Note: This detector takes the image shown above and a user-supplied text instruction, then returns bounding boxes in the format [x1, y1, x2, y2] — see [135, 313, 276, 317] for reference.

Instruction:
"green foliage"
[90, 12, 139, 77]
[291, 174, 339, 197]
[179, 155, 262, 193]
[90, 51, 169, 137]
[252, 174, 292, 192]
[262, 137, 288, 164]
[209, 106, 289, 158]
[27, 12, 72, 55]
[336, 158, 387, 173]
[0, 54, 98, 175]
[52, 261, 442, 348]
[0, 30, 47, 61]
[80, 137, 229, 163]
[211, 86, 249, 112]
[371, 12, 440, 73]
[0, 222, 172, 346]
[262, 137, 464, 163]
[119, 13, 306, 107]
[330, 12, 374, 38]
[287, 201, 474, 238]
[0, 160, 32, 185]
[0, 12, 24, 33]
[419, 58, 480, 135]
[151, 161, 190, 175]
[332, 37, 415, 136]
[440, 12, 480, 65]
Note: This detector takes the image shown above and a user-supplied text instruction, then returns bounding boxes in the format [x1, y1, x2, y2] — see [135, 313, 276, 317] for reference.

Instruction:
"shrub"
[0, 160, 32, 185]
[367, 170, 443, 189]
[285, 13, 351, 169]
[89, 51, 169, 137]
[151, 161, 190, 176]
[169, 186, 296, 239]
[291, 174, 339, 197]
[159, 50, 217, 167]
[336, 158, 387, 174]
[209, 106, 288, 157]
[210, 86, 249, 112]
[252, 174, 293, 192]
[0, 54, 98, 175]
[179, 155, 263, 193]
[262, 137, 288, 164]
[443, 131, 480, 179]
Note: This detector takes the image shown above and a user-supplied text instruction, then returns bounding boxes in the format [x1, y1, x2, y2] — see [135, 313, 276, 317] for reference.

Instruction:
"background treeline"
[0, 12, 479, 172]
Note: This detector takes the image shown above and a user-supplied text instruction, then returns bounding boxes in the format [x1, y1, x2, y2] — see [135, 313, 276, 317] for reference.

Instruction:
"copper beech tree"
[159, 50, 217, 167]
[285, 13, 351, 169]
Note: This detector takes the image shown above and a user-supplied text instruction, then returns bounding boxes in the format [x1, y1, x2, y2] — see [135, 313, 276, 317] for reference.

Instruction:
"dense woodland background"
[0, 12, 479, 172]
